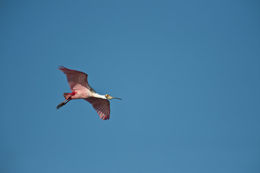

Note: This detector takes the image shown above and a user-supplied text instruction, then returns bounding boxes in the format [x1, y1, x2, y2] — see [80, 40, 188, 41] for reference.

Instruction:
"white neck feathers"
[92, 92, 106, 99]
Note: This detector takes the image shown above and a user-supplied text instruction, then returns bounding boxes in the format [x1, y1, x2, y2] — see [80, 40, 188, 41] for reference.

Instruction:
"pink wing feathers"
[85, 97, 110, 120]
[59, 66, 91, 91]
[59, 66, 111, 120]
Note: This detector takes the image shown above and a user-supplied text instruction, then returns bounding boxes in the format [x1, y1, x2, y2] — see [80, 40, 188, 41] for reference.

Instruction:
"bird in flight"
[57, 66, 121, 120]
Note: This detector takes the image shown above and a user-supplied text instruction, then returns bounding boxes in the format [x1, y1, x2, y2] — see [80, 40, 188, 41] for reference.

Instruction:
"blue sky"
[1, 0, 260, 172]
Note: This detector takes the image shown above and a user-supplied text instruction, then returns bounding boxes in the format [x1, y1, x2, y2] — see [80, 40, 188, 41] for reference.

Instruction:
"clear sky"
[1, 0, 260, 173]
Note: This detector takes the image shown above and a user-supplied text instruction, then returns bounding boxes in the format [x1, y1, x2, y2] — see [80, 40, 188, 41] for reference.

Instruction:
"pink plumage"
[59, 66, 91, 91]
[57, 66, 121, 120]
[85, 98, 110, 120]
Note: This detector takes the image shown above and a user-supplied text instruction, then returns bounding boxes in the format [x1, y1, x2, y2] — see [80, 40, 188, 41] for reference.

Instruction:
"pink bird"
[57, 66, 121, 120]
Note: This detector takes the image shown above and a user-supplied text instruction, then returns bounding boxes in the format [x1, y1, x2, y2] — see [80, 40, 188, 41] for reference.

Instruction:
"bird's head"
[105, 94, 122, 100]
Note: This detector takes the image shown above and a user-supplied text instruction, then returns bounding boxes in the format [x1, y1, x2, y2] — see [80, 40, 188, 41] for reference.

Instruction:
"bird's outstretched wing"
[59, 66, 92, 91]
[85, 97, 110, 120]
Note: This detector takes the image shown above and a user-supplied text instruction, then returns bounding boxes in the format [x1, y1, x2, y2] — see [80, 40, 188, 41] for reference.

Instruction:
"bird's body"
[57, 66, 121, 120]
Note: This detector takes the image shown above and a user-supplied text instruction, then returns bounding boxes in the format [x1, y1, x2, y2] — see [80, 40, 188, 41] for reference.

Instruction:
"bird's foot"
[56, 102, 65, 109]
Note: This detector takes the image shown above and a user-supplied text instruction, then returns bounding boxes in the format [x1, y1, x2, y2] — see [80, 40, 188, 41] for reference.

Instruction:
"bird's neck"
[92, 92, 106, 99]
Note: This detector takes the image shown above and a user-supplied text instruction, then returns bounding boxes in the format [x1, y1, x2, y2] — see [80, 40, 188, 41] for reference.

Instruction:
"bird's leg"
[56, 97, 72, 109]
[56, 91, 76, 109]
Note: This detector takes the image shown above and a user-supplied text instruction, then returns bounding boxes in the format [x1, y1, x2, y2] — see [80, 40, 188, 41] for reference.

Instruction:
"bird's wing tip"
[58, 66, 66, 70]
[99, 114, 110, 120]
[101, 116, 109, 120]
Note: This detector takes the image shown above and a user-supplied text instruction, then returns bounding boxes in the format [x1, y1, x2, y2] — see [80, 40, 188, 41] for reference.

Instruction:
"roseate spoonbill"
[57, 66, 121, 120]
